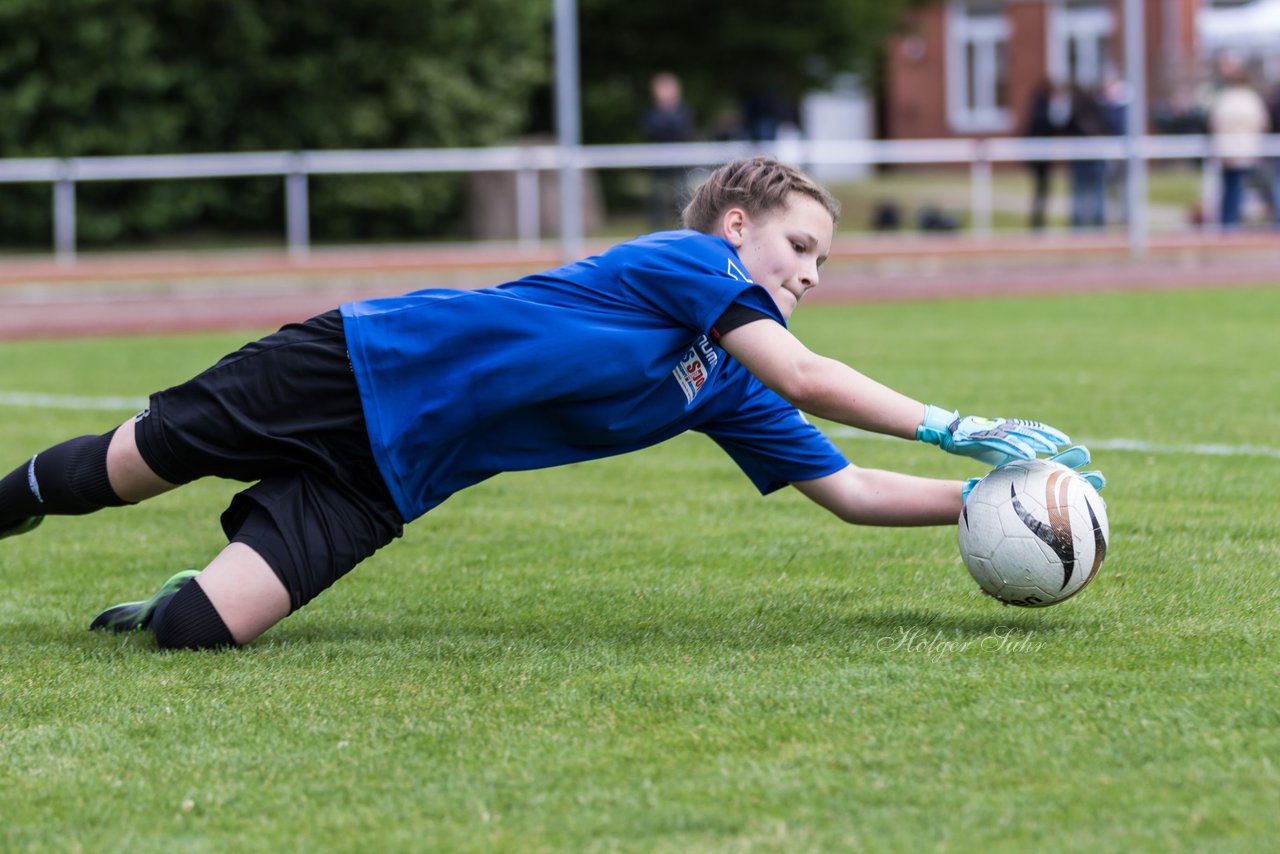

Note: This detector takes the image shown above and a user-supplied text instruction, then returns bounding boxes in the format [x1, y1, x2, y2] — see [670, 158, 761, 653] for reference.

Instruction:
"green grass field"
[2, 286, 1279, 852]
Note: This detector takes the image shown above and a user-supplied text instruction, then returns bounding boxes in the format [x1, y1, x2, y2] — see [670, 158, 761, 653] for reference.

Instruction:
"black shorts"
[133, 310, 404, 611]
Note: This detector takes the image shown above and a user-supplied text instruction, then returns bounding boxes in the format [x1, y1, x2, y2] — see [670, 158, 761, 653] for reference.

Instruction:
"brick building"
[882, 0, 1204, 139]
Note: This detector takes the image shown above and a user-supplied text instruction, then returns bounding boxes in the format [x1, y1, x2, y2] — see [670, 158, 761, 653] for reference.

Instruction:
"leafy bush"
[0, 0, 548, 246]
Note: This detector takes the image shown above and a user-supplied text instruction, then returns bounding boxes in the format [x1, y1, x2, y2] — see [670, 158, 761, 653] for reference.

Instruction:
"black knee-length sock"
[0, 431, 129, 528]
[152, 581, 237, 650]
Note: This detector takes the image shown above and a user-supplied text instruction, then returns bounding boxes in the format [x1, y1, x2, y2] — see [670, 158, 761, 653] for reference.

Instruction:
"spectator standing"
[1208, 57, 1270, 228]
[1099, 76, 1130, 224]
[740, 86, 791, 143]
[1023, 79, 1071, 231]
[1065, 84, 1112, 230]
[643, 72, 696, 229]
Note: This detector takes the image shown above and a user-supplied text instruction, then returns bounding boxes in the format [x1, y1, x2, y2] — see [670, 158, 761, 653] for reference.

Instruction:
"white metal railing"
[2, 134, 1278, 263]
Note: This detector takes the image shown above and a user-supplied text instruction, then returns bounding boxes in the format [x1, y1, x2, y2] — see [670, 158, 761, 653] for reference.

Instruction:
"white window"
[946, 1, 1014, 133]
[1047, 1, 1118, 89]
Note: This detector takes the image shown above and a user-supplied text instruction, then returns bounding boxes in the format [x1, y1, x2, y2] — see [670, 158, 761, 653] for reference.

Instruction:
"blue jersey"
[341, 230, 849, 522]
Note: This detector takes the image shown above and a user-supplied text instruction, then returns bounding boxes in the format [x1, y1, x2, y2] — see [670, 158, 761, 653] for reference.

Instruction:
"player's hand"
[961, 445, 1105, 504]
[1048, 445, 1106, 492]
[918, 404, 1068, 466]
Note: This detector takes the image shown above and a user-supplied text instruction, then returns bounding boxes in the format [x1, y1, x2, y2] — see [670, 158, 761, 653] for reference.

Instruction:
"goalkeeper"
[0, 157, 1100, 651]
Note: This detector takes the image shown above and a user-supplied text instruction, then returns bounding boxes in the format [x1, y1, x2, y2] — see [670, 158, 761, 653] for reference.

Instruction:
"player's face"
[723, 193, 833, 319]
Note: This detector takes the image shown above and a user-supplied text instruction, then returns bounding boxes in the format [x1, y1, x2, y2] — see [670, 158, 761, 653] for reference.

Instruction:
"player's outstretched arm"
[793, 465, 963, 527]
[717, 319, 925, 438]
[717, 320, 1070, 464]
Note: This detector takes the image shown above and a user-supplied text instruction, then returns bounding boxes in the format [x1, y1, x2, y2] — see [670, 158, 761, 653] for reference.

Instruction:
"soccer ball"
[958, 459, 1109, 607]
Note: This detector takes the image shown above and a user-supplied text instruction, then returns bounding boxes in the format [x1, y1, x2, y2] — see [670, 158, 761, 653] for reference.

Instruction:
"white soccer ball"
[958, 459, 1109, 607]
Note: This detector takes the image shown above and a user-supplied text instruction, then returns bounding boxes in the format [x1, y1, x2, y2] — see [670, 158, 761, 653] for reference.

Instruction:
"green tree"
[0, 0, 549, 246]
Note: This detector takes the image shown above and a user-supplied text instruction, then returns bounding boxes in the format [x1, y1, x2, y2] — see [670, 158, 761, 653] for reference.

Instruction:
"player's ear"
[720, 208, 748, 248]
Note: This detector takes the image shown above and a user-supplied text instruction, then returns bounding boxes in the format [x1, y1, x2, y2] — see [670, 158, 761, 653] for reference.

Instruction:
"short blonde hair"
[681, 157, 840, 234]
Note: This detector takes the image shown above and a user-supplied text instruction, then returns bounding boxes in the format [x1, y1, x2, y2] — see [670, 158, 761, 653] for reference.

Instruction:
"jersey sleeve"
[710, 303, 772, 342]
[696, 368, 849, 495]
[614, 232, 783, 335]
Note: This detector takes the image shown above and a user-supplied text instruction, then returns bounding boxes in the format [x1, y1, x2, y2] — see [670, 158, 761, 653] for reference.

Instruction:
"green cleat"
[89, 569, 201, 633]
[0, 515, 44, 541]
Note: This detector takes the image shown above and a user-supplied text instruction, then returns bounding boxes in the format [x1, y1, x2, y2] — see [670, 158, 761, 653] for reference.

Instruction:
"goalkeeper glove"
[962, 445, 1106, 504]
[918, 404, 1069, 466]
[1047, 445, 1105, 492]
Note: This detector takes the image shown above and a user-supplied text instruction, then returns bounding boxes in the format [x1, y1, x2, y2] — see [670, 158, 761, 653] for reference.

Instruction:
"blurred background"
[1, 0, 1278, 333]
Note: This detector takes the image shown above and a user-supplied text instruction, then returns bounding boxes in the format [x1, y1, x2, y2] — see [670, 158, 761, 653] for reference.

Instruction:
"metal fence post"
[285, 159, 310, 257]
[1123, 0, 1148, 258]
[53, 164, 76, 264]
[516, 165, 541, 247]
[970, 139, 993, 237]
[1203, 157, 1223, 232]
[554, 0, 584, 260]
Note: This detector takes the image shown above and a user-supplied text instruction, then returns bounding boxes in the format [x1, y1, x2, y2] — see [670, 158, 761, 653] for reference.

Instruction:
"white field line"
[826, 426, 1280, 460]
[0, 390, 148, 411]
[2, 390, 1278, 461]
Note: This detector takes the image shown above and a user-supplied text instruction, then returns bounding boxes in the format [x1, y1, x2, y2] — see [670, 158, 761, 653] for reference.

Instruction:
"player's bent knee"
[107, 418, 180, 503]
[151, 580, 238, 651]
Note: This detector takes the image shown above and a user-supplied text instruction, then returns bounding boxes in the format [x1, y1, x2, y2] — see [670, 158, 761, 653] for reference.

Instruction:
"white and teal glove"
[917, 404, 1069, 467]
[962, 445, 1106, 503]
